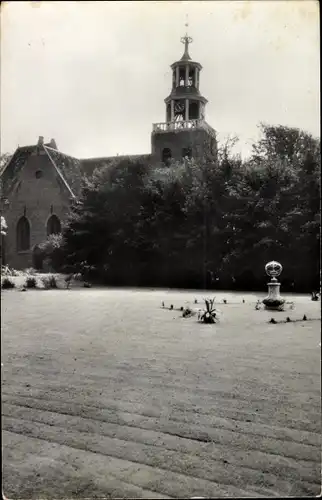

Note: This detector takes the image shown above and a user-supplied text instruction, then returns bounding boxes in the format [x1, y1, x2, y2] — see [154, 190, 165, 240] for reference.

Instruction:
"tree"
[0, 153, 11, 172]
[61, 125, 320, 292]
[221, 124, 320, 290]
[62, 158, 151, 283]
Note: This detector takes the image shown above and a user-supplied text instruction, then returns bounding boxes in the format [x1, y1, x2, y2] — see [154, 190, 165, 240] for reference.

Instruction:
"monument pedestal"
[262, 278, 285, 310]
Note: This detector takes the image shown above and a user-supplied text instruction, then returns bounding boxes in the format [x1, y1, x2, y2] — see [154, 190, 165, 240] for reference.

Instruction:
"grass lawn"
[1, 288, 321, 498]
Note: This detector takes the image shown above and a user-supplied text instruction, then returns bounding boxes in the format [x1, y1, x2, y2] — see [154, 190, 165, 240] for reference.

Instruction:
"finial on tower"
[180, 14, 192, 61]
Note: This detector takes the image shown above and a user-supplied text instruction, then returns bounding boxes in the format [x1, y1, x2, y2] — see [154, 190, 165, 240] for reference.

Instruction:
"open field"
[1, 288, 321, 498]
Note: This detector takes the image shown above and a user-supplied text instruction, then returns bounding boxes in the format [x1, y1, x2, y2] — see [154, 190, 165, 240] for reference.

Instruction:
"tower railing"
[152, 119, 216, 138]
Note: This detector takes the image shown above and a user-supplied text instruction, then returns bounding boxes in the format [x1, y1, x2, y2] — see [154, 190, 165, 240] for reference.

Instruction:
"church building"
[0, 34, 217, 270]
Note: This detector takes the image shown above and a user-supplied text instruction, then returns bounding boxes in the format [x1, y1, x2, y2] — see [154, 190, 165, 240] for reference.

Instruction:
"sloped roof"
[0, 145, 36, 195]
[1, 142, 152, 199]
[80, 154, 152, 177]
[0, 143, 83, 198]
[44, 146, 82, 197]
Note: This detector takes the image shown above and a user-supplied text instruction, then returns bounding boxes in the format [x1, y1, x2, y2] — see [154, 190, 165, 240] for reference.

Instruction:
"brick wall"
[2, 150, 72, 269]
[151, 128, 217, 163]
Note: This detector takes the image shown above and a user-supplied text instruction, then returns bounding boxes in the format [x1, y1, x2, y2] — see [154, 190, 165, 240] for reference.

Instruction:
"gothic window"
[162, 148, 172, 165]
[47, 214, 61, 236]
[16, 216, 30, 251]
[182, 147, 192, 159]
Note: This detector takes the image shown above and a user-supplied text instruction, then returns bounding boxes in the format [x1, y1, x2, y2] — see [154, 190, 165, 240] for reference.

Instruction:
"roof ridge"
[43, 145, 80, 161]
[81, 153, 151, 161]
[0, 147, 33, 179]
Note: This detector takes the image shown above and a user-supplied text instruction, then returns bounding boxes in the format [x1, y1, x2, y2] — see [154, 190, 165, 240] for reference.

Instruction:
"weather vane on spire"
[180, 14, 193, 60]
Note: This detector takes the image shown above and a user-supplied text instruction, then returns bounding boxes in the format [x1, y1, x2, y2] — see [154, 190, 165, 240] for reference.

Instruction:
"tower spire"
[180, 15, 192, 61]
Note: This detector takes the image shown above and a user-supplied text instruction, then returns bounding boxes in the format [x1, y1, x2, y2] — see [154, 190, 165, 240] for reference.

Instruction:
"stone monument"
[262, 260, 285, 310]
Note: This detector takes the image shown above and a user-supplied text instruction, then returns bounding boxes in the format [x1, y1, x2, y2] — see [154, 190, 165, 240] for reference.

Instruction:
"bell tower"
[151, 26, 217, 164]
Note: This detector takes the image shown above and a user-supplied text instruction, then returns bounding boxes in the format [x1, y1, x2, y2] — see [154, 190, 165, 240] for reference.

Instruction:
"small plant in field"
[199, 297, 217, 324]
[41, 275, 58, 289]
[182, 307, 193, 318]
[1, 277, 15, 289]
[25, 276, 37, 289]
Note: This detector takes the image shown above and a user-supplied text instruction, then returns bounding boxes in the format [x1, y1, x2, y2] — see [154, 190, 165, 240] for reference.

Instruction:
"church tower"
[151, 29, 217, 164]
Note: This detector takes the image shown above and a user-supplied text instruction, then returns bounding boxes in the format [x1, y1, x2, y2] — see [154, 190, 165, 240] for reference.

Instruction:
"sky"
[0, 0, 320, 159]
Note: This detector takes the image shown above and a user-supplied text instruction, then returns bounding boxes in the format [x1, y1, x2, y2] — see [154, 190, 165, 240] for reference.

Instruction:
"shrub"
[1, 215, 7, 236]
[43, 258, 54, 272]
[1, 277, 15, 289]
[1, 265, 21, 277]
[1, 265, 11, 276]
[25, 276, 37, 289]
[41, 275, 58, 289]
[38, 234, 65, 272]
[24, 267, 37, 276]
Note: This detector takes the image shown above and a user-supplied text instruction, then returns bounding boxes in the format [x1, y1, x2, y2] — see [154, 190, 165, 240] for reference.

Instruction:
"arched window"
[47, 214, 61, 236]
[16, 216, 30, 251]
[162, 148, 172, 165]
[182, 147, 192, 159]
